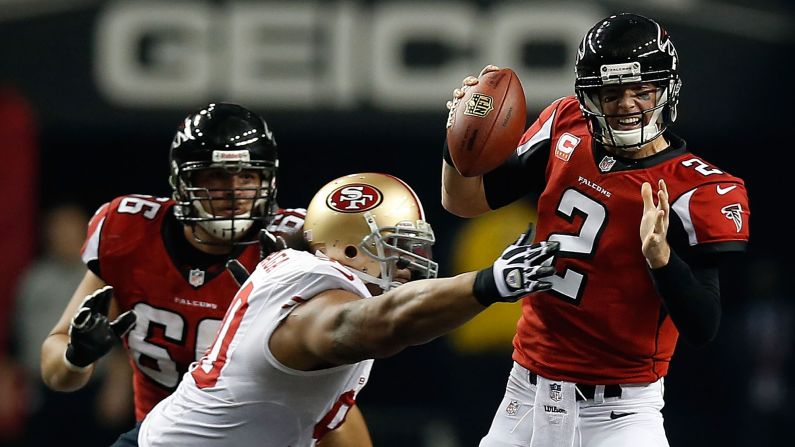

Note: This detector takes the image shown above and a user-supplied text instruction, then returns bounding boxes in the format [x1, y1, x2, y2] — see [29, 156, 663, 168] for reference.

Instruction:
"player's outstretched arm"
[41, 270, 135, 391]
[271, 231, 558, 370]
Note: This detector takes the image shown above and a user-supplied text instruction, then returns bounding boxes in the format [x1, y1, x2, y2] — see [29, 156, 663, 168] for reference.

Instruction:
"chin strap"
[351, 269, 402, 292]
[585, 87, 668, 150]
[605, 122, 661, 150]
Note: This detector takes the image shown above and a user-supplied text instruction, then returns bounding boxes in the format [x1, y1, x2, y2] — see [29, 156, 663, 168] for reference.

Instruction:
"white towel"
[529, 376, 578, 447]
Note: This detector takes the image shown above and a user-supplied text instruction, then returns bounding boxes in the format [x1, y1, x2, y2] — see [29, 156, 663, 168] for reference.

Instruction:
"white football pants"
[479, 362, 669, 447]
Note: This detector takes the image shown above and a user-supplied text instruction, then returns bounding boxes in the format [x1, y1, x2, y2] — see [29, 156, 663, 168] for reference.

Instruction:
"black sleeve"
[481, 137, 550, 210]
[650, 251, 722, 347]
[87, 259, 101, 278]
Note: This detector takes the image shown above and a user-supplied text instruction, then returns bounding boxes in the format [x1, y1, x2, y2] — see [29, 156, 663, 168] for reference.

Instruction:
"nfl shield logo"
[598, 156, 616, 172]
[189, 269, 205, 287]
[550, 383, 563, 402]
[463, 93, 495, 118]
[506, 399, 520, 416]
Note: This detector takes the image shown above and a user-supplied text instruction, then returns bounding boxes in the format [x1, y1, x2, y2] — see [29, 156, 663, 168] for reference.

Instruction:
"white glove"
[473, 225, 559, 305]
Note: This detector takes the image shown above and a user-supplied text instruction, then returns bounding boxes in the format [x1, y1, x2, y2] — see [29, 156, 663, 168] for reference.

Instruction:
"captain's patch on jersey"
[555, 133, 580, 162]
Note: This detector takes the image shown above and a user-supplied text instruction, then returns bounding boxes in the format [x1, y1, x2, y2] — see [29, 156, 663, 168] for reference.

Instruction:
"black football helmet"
[169, 103, 278, 244]
[574, 13, 682, 149]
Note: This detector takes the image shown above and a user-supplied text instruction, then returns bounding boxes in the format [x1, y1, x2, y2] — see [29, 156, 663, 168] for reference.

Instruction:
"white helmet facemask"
[584, 87, 668, 151]
[351, 212, 438, 292]
[193, 201, 256, 241]
[178, 170, 275, 244]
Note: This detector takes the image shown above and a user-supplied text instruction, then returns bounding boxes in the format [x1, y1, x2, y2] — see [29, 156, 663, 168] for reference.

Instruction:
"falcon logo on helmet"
[171, 117, 196, 149]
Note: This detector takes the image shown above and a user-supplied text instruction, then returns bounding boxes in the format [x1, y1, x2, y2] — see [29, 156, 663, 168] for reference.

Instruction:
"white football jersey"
[139, 249, 374, 447]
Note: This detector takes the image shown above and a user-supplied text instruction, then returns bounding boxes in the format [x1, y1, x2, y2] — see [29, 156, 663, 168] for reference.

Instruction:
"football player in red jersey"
[39, 103, 320, 443]
[442, 13, 750, 447]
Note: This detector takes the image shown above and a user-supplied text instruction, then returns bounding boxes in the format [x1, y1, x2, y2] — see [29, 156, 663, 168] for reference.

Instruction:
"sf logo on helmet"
[326, 184, 383, 212]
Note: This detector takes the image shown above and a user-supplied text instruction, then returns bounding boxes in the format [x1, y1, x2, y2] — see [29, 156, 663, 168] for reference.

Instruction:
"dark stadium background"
[1, 0, 793, 446]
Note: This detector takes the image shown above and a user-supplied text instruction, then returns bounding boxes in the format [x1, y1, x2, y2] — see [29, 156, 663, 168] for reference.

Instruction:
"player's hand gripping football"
[640, 179, 671, 269]
[445, 64, 501, 129]
[472, 224, 559, 306]
[65, 286, 136, 369]
[226, 229, 287, 286]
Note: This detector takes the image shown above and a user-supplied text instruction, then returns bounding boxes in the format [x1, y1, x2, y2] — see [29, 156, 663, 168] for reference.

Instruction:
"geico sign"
[95, 1, 603, 110]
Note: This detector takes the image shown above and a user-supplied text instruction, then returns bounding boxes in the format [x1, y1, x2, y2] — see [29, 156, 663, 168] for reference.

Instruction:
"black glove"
[226, 229, 288, 286]
[65, 286, 136, 369]
[473, 225, 559, 306]
[258, 228, 287, 260]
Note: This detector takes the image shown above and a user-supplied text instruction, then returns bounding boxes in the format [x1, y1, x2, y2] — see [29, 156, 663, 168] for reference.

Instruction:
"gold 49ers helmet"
[304, 173, 438, 291]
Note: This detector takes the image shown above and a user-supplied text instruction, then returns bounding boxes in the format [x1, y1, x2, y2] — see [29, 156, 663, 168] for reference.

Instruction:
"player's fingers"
[478, 64, 500, 77]
[531, 266, 556, 279]
[226, 259, 251, 287]
[70, 307, 95, 331]
[446, 100, 453, 110]
[531, 242, 559, 266]
[524, 267, 556, 287]
[515, 223, 536, 245]
[655, 209, 666, 233]
[453, 88, 464, 99]
[640, 182, 655, 210]
[462, 75, 479, 86]
[658, 178, 668, 194]
[82, 286, 114, 315]
[656, 190, 668, 215]
[259, 229, 286, 259]
[657, 180, 670, 214]
[110, 310, 137, 339]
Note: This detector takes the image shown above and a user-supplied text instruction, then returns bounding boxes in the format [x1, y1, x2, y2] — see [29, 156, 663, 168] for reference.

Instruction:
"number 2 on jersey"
[547, 188, 607, 304]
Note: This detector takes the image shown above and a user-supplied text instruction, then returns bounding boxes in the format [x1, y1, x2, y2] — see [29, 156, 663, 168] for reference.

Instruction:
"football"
[446, 68, 526, 177]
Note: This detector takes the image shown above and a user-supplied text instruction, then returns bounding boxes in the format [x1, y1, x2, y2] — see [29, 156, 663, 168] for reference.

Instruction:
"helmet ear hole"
[344, 246, 358, 258]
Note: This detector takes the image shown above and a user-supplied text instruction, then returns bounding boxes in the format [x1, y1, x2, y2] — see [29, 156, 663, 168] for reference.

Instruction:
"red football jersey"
[511, 97, 750, 384]
[81, 194, 304, 420]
